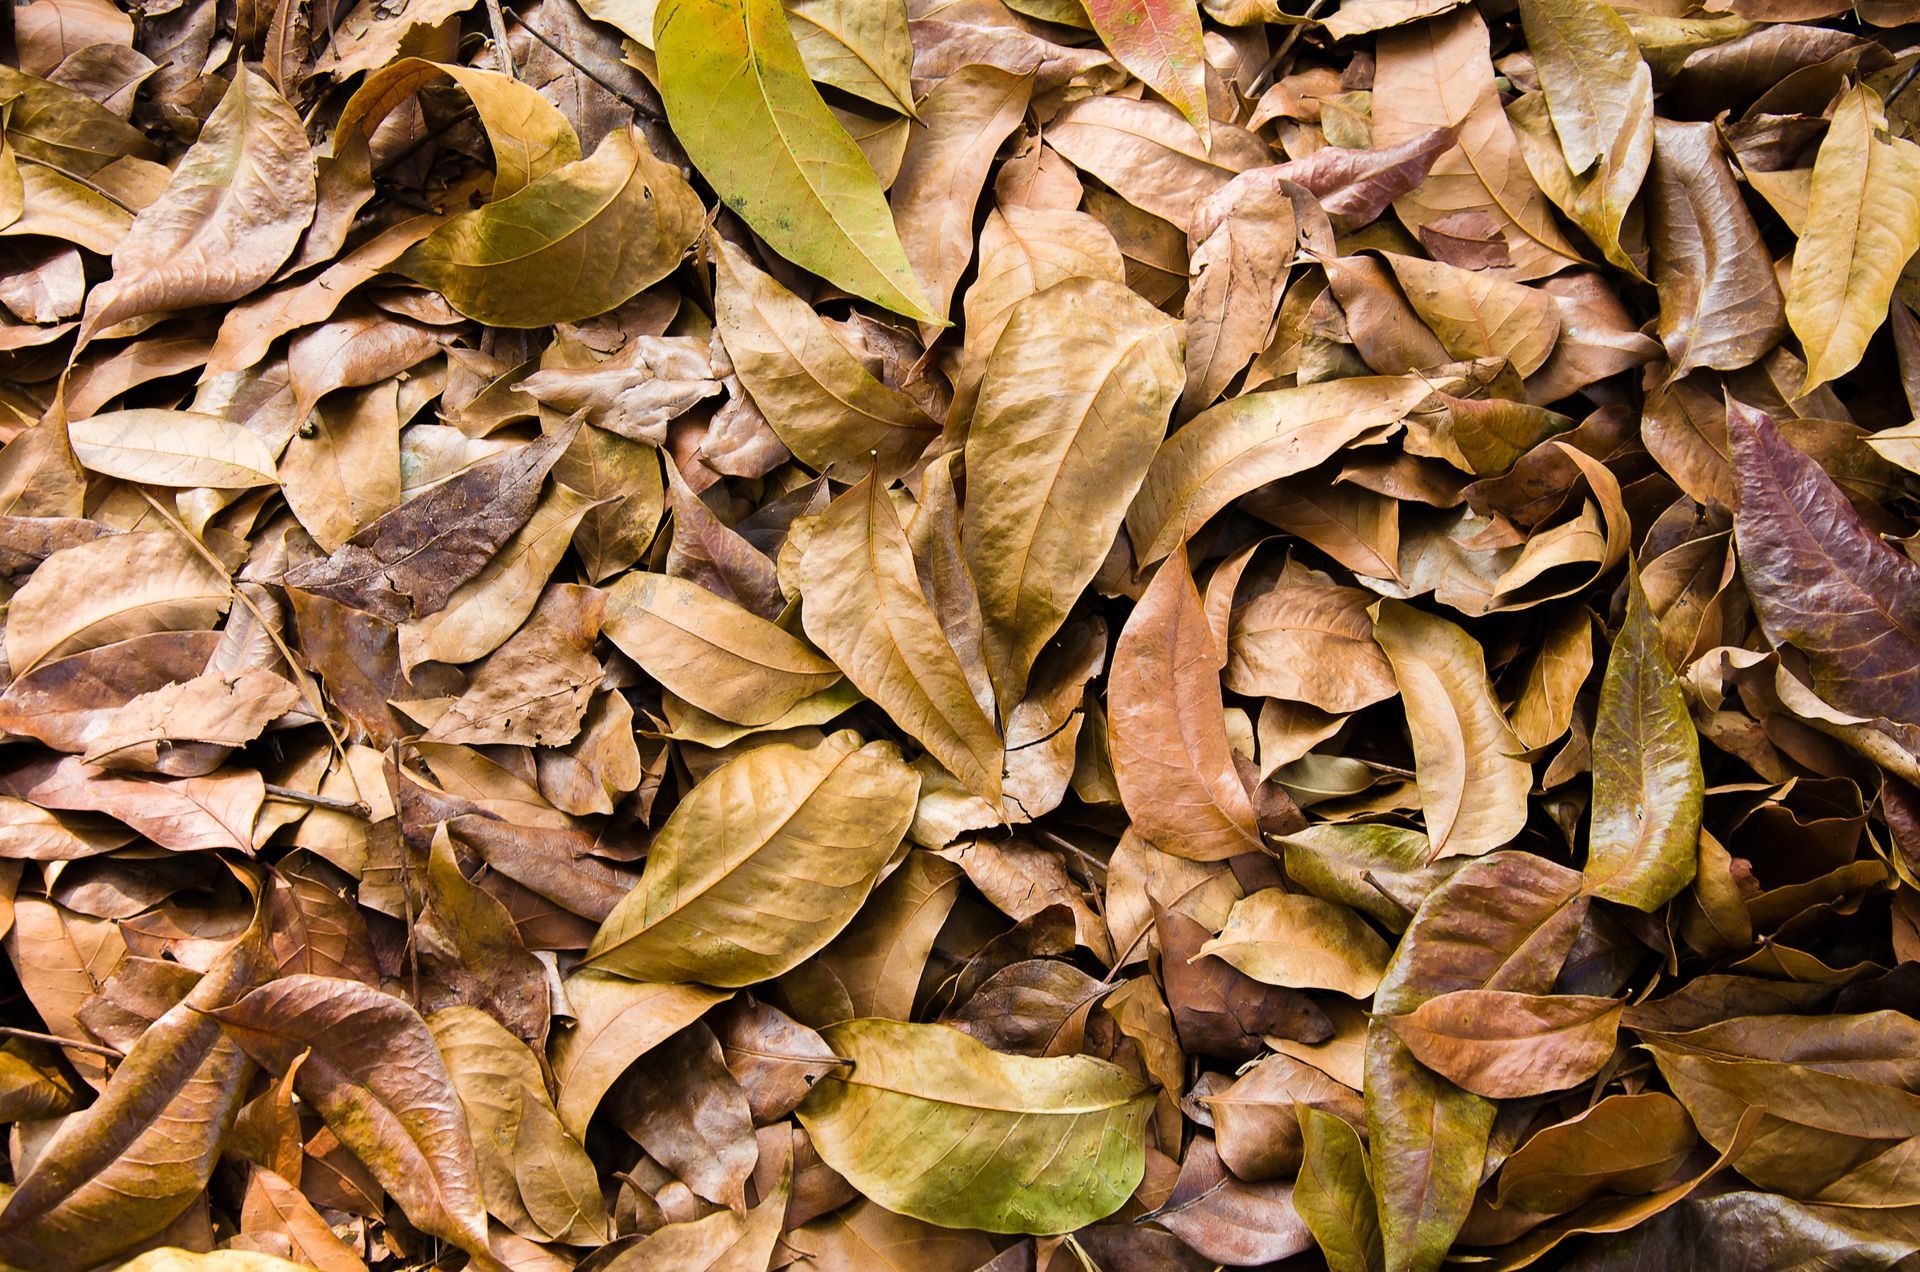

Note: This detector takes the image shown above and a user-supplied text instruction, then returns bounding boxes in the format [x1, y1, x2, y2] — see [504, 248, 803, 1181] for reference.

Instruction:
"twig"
[723, 1045, 855, 1067]
[264, 783, 372, 817]
[1252, 0, 1334, 95]
[1888, 56, 1920, 109]
[0, 1025, 123, 1061]
[506, 3, 664, 120]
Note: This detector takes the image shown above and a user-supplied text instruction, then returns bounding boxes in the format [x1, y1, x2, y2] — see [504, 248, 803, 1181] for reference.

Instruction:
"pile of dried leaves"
[9, 0, 1920, 1266]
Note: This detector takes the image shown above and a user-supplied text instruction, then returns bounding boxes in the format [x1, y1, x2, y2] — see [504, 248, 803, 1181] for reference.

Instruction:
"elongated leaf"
[210, 975, 492, 1259]
[1083, 0, 1210, 146]
[795, 471, 1005, 801]
[1110, 550, 1261, 861]
[1382, 988, 1621, 1098]
[584, 732, 919, 985]
[394, 127, 701, 327]
[1129, 376, 1431, 566]
[713, 238, 939, 478]
[1371, 600, 1531, 857]
[79, 69, 314, 342]
[1585, 562, 1702, 908]
[1786, 86, 1920, 393]
[1365, 1026, 1494, 1272]
[1648, 119, 1783, 377]
[797, 1018, 1154, 1234]
[966, 277, 1182, 711]
[69, 409, 279, 489]
[1293, 1104, 1383, 1272]
[0, 892, 269, 1269]
[655, 0, 937, 320]
[604, 572, 841, 726]
[1728, 399, 1920, 727]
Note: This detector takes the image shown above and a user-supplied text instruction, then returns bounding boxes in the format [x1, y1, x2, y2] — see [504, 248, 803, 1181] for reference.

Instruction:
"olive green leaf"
[1584, 561, 1702, 909]
[797, 1018, 1154, 1234]
[394, 127, 702, 327]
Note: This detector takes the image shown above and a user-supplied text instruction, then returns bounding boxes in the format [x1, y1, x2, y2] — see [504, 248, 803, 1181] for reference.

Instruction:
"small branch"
[264, 783, 371, 817]
[723, 1045, 854, 1067]
[1889, 57, 1920, 109]
[0, 1025, 123, 1061]
[1252, 0, 1333, 95]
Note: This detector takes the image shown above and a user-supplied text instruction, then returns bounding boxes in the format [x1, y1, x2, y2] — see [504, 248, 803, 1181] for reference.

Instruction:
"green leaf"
[394, 126, 702, 327]
[1364, 1025, 1494, 1272]
[797, 1018, 1154, 1234]
[655, 0, 938, 321]
[1584, 560, 1702, 909]
[1293, 1103, 1384, 1272]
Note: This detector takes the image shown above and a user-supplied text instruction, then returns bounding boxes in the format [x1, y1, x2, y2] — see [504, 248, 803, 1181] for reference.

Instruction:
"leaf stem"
[0, 1025, 123, 1061]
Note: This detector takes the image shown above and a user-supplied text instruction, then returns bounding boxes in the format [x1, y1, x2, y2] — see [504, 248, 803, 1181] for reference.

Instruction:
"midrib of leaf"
[850, 1077, 1139, 1119]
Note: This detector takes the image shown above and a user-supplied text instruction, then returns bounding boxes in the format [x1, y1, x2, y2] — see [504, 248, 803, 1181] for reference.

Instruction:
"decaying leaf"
[3, 1, 1915, 1266]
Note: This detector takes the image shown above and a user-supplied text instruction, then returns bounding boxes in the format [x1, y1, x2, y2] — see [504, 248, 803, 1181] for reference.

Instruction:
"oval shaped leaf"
[583, 732, 920, 986]
[965, 277, 1183, 710]
[797, 1018, 1154, 1234]
[69, 409, 279, 489]
[394, 127, 702, 327]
